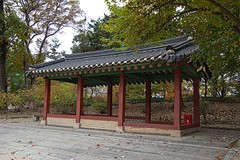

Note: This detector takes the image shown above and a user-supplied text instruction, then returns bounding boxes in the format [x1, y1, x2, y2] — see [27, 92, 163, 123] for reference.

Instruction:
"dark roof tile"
[26, 36, 198, 77]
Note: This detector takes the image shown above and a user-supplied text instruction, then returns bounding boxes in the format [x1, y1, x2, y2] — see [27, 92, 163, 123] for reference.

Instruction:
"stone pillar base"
[181, 127, 201, 136]
[40, 120, 47, 125]
[116, 126, 124, 133]
[73, 123, 81, 129]
[170, 130, 182, 137]
[170, 127, 201, 137]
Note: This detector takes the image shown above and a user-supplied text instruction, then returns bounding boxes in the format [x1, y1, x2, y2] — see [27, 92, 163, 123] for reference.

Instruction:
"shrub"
[126, 83, 145, 100]
[92, 96, 106, 114]
[8, 92, 25, 108]
[50, 82, 76, 114]
[223, 95, 240, 103]
[54, 104, 76, 114]
[0, 92, 7, 110]
[200, 100, 210, 124]
[83, 97, 94, 106]
[112, 86, 119, 106]
[29, 79, 45, 109]
[0, 91, 25, 111]
[92, 101, 106, 114]
[127, 98, 145, 104]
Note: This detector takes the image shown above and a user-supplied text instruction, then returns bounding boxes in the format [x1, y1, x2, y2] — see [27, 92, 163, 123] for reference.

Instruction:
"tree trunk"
[204, 79, 207, 98]
[0, 51, 7, 92]
[0, 0, 7, 92]
[211, 78, 218, 97]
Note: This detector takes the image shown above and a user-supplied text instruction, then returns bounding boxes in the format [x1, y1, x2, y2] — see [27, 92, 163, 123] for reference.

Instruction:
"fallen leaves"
[163, 140, 170, 144]
[96, 144, 101, 148]
[214, 155, 222, 160]
[11, 151, 17, 155]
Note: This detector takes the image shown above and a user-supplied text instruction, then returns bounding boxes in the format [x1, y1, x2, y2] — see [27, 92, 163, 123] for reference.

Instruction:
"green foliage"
[223, 95, 240, 103]
[0, 92, 7, 109]
[7, 72, 25, 91]
[50, 81, 76, 114]
[127, 98, 145, 104]
[104, 0, 180, 47]
[200, 100, 211, 124]
[71, 14, 120, 53]
[6, 92, 24, 108]
[202, 95, 240, 103]
[46, 37, 65, 61]
[83, 97, 94, 107]
[205, 74, 240, 98]
[112, 85, 119, 106]
[126, 83, 145, 100]
[26, 79, 77, 114]
[0, 2, 28, 92]
[92, 96, 106, 114]
[31, 79, 45, 106]
[92, 101, 106, 114]
[0, 90, 28, 110]
[105, 0, 240, 80]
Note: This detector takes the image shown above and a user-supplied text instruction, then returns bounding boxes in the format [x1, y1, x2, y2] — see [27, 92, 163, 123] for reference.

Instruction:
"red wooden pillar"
[76, 76, 84, 123]
[118, 72, 126, 126]
[145, 80, 151, 123]
[173, 67, 182, 130]
[43, 79, 51, 120]
[193, 78, 200, 127]
[107, 82, 113, 117]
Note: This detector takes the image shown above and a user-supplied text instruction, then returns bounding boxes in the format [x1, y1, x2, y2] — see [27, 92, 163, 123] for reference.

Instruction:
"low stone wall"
[43, 116, 118, 130]
[41, 116, 198, 137]
[124, 126, 200, 137]
[124, 126, 175, 136]
[46, 117, 76, 128]
[80, 119, 118, 131]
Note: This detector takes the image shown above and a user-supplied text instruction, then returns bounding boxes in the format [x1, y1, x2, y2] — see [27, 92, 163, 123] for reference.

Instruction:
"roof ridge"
[162, 35, 188, 45]
[65, 48, 115, 58]
[172, 39, 194, 50]
[25, 35, 208, 80]
[65, 45, 166, 61]
[30, 58, 65, 69]
[64, 36, 189, 60]
[66, 49, 131, 60]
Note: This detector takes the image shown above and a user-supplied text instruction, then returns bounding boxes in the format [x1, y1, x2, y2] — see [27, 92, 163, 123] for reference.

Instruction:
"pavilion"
[26, 36, 211, 136]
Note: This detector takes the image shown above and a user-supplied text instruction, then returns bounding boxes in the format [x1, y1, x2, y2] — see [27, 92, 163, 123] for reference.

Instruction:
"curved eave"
[26, 45, 198, 78]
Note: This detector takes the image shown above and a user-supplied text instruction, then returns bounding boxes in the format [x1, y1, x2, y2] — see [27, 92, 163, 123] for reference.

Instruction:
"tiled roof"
[26, 36, 199, 77]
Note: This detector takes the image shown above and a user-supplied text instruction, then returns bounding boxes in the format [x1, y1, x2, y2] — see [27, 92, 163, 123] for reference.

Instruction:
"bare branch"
[232, 25, 240, 34]
[207, 0, 240, 27]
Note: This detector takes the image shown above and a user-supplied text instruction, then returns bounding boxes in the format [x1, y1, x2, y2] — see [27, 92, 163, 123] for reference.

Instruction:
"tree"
[104, 0, 240, 77]
[0, 1, 27, 91]
[71, 14, 120, 53]
[46, 37, 65, 61]
[0, 0, 7, 91]
[8, 0, 83, 63]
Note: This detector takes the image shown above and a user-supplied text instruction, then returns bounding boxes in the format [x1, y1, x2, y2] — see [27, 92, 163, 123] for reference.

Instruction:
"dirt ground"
[0, 108, 40, 126]
[1, 101, 240, 128]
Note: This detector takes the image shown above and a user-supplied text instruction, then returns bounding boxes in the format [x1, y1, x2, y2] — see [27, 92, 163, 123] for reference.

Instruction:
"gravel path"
[0, 121, 239, 160]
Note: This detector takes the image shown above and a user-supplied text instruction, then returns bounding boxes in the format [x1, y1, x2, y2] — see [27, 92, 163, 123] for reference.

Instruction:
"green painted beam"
[53, 78, 78, 84]
[127, 74, 147, 81]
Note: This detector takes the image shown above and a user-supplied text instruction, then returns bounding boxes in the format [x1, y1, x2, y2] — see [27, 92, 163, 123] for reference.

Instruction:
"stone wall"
[46, 117, 76, 127]
[80, 119, 118, 131]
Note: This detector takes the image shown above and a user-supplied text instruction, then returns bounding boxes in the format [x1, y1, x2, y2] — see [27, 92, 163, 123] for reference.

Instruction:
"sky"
[57, 0, 109, 54]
